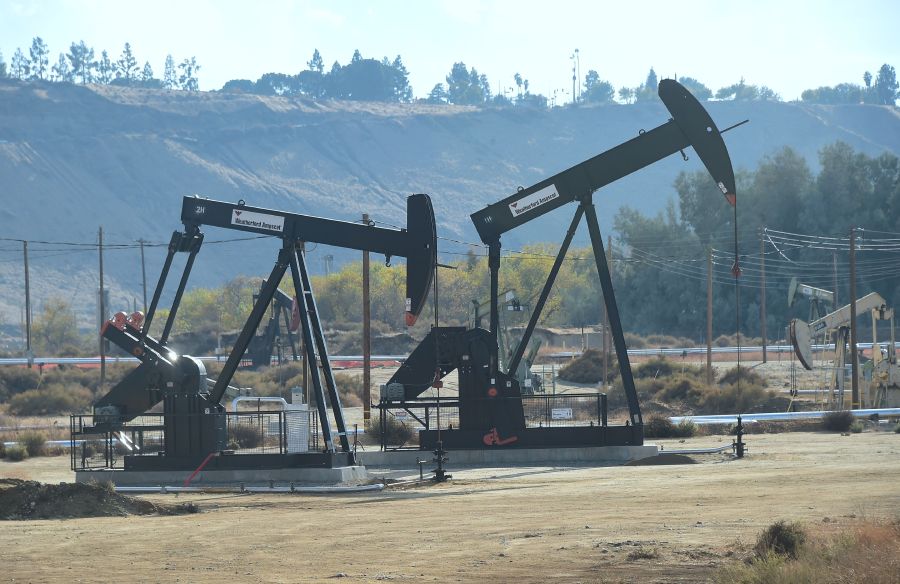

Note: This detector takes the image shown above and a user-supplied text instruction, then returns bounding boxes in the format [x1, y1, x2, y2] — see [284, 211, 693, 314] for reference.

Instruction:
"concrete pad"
[76, 465, 368, 486]
[357, 445, 659, 468]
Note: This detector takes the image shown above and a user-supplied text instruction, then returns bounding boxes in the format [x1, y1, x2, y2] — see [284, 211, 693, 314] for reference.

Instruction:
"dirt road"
[2, 430, 899, 583]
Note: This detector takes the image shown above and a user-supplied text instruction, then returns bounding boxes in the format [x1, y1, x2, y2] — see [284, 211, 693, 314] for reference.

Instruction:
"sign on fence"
[551, 408, 573, 420]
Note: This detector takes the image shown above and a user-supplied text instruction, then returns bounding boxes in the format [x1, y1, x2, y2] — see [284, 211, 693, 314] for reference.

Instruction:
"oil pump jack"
[380, 79, 740, 450]
[89, 194, 435, 471]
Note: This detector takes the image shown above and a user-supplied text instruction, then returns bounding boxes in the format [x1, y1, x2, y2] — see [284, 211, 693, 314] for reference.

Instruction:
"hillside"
[1, 79, 899, 326]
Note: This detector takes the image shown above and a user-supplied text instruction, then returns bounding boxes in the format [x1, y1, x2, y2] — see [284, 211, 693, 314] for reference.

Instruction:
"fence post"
[601, 394, 608, 427]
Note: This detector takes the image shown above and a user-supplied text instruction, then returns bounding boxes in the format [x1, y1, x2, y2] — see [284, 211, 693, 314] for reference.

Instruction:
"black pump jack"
[381, 79, 741, 450]
[92, 194, 436, 466]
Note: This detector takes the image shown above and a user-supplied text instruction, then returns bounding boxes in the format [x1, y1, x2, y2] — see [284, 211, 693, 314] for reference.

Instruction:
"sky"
[1, 0, 898, 101]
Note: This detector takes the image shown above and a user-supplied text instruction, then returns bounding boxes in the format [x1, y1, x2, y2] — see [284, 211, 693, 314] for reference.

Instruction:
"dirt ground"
[1, 430, 898, 583]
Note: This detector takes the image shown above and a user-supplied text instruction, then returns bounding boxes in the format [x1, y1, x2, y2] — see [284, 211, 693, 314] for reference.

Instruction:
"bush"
[822, 410, 855, 432]
[365, 416, 414, 447]
[849, 420, 864, 433]
[718, 366, 766, 387]
[5, 444, 28, 461]
[0, 367, 41, 401]
[7, 384, 93, 416]
[698, 383, 772, 415]
[754, 520, 807, 559]
[643, 414, 697, 438]
[19, 430, 47, 457]
[227, 422, 264, 449]
[334, 373, 365, 407]
[558, 349, 605, 383]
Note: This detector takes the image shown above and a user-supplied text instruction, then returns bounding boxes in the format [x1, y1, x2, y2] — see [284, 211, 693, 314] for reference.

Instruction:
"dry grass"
[720, 519, 900, 583]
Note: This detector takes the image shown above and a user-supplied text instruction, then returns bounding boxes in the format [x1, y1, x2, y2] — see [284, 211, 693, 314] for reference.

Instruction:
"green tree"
[28, 37, 49, 80]
[715, 78, 780, 101]
[307, 48, 324, 73]
[633, 67, 659, 102]
[618, 86, 634, 104]
[66, 41, 95, 83]
[676, 76, 712, 100]
[163, 54, 177, 88]
[32, 298, 84, 355]
[445, 62, 490, 105]
[0, 50, 7, 78]
[96, 50, 114, 84]
[115, 42, 139, 82]
[178, 56, 200, 90]
[582, 70, 615, 103]
[140, 61, 153, 83]
[11, 48, 30, 79]
[874, 63, 898, 105]
[425, 83, 448, 104]
[801, 83, 866, 104]
[51, 52, 73, 82]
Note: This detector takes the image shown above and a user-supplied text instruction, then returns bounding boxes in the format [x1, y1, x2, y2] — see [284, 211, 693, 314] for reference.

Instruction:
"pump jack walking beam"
[472, 79, 739, 426]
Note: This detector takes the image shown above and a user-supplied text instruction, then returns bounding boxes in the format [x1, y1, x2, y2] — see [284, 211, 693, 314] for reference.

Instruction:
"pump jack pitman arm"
[181, 194, 436, 326]
[471, 79, 736, 241]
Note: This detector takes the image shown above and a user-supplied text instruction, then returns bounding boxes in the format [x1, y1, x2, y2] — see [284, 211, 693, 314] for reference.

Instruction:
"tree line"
[0, 37, 200, 90]
[2, 38, 896, 107]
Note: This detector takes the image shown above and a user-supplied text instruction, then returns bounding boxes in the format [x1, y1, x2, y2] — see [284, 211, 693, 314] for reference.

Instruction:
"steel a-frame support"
[208, 242, 350, 453]
[503, 197, 642, 427]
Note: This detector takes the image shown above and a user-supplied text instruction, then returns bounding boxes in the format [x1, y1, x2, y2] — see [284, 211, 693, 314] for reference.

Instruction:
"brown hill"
[0, 79, 898, 326]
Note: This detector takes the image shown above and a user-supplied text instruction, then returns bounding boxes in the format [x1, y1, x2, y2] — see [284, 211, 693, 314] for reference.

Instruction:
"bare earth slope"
[1, 79, 898, 320]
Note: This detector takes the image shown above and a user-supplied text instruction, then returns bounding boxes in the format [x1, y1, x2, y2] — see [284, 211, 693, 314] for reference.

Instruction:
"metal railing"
[70, 409, 319, 470]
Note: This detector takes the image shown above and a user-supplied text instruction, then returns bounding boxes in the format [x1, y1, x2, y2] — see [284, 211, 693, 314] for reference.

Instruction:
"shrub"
[7, 384, 93, 416]
[822, 410, 855, 432]
[626, 546, 659, 561]
[849, 420, 864, 433]
[5, 444, 28, 461]
[718, 366, 766, 387]
[334, 373, 365, 407]
[19, 430, 47, 457]
[0, 367, 41, 400]
[643, 414, 697, 438]
[365, 415, 414, 447]
[754, 520, 807, 559]
[227, 422, 265, 449]
[698, 383, 772, 415]
[558, 349, 605, 383]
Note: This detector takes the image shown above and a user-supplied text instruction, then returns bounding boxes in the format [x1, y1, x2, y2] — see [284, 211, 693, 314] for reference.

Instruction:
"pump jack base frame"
[418, 425, 643, 451]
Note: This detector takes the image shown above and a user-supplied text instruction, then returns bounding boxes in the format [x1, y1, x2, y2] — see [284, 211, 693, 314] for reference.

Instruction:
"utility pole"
[138, 238, 148, 313]
[832, 251, 839, 307]
[23, 241, 32, 368]
[98, 227, 106, 389]
[362, 213, 372, 422]
[707, 248, 713, 385]
[760, 232, 767, 363]
[849, 227, 859, 409]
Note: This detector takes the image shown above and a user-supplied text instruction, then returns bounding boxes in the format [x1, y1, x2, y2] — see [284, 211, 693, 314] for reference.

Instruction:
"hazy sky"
[1, 0, 897, 101]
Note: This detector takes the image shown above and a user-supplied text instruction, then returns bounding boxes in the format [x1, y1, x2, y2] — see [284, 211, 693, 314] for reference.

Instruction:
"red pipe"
[183, 452, 218, 488]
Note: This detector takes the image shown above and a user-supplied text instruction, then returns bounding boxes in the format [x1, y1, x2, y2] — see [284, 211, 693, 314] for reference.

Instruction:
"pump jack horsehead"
[383, 79, 742, 450]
